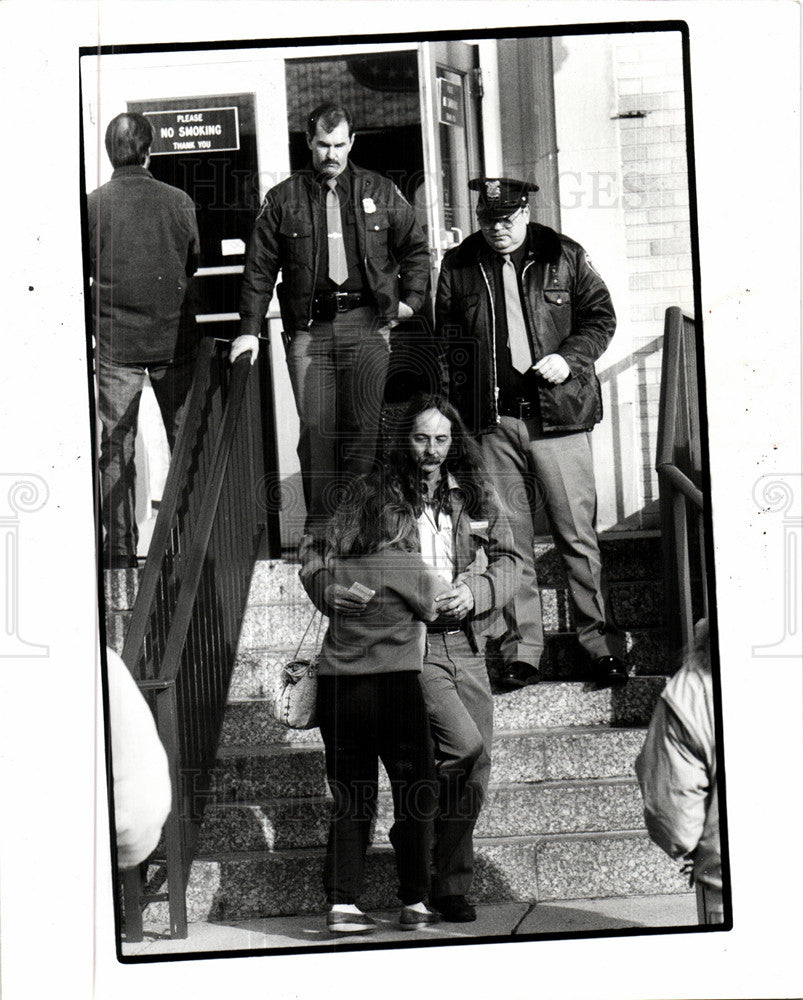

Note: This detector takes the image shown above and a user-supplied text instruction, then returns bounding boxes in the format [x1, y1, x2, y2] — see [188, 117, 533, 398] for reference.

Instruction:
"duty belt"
[311, 291, 371, 321]
[497, 396, 534, 421]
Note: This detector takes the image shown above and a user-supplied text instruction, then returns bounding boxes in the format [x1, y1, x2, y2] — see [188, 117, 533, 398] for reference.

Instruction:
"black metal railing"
[656, 307, 707, 656]
[120, 336, 274, 941]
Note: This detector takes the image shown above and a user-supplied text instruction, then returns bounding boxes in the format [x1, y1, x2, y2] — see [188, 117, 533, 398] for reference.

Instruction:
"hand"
[324, 584, 370, 615]
[397, 301, 414, 321]
[533, 353, 571, 384]
[229, 335, 260, 365]
[434, 582, 474, 619]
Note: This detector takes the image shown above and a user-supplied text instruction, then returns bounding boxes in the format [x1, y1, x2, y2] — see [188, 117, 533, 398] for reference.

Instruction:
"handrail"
[119, 336, 274, 942]
[122, 335, 218, 676]
[656, 307, 707, 656]
[656, 462, 703, 509]
[156, 354, 251, 683]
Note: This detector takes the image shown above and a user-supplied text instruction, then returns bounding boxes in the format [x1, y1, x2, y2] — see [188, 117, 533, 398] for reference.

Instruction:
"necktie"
[502, 255, 532, 374]
[326, 178, 349, 286]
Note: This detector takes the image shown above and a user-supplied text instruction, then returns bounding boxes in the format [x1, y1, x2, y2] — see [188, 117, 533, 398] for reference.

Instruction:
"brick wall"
[613, 34, 694, 504]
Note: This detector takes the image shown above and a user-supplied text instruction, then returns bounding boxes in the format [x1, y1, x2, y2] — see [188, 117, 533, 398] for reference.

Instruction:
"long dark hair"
[383, 393, 492, 518]
[326, 471, 419, 558]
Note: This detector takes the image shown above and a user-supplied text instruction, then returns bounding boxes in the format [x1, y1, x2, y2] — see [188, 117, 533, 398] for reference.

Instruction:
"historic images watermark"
[0, 473, 50, 657]
[752, 474, 802, 658]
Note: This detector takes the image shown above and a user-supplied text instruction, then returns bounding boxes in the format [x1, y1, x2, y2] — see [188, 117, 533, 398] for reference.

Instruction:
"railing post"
[672, 490, 693, 650]
[659, 468, 681, 657]
[157, 682, 188, 939]
[122, 866, 144, 943]
[656, 307, 707, 659]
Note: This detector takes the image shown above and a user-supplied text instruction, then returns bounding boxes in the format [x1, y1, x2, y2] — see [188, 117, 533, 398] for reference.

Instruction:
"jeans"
[419, 630, 494, 898]
[317, 671, 437, 906]
[98, 354, 195, 563]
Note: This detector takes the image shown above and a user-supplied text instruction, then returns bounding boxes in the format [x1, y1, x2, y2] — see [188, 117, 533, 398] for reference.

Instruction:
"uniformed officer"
[436, 176, 628, 689]
[230, 103, 429, 536]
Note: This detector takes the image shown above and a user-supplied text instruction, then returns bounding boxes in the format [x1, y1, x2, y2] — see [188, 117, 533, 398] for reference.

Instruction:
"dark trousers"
[479, 416, 626, 665]
[285, 306, 390, 533]
[98, 354, 195, 562]
[419, 631, 494, 898]
[317, 671, 437, 907]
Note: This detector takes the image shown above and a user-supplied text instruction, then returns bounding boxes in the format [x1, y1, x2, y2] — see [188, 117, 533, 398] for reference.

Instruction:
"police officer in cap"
[436, 176, 628, 689]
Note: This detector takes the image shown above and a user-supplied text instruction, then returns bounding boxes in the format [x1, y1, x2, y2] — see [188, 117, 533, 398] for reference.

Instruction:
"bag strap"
[313, 611, 324, 649]
[293, 609, 323, 659]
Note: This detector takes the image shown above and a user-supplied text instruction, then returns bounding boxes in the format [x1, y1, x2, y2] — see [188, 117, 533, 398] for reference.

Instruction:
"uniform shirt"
[313, 166, 366, 294]
[491, 239, 539, 408]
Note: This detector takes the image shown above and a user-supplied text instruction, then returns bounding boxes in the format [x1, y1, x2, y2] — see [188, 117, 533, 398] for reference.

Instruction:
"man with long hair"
[381, 393, 521, 922]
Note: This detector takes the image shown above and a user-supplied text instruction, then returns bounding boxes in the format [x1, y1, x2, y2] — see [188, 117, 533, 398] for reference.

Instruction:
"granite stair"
[105, 531, 690, 928]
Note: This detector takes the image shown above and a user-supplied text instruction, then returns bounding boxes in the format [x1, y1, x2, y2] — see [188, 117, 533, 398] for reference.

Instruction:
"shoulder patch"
[255, 194, 272, 222]
[584, 251, 602, 278]
[392, 182, 412, 207]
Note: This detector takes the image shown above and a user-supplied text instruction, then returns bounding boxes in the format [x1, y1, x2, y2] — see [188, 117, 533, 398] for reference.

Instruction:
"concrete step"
[197, 777, 645, 853]
[209, 726, 648, 802]
[247, 533, 663, 603]
[237, 579, 664, 648]
[142, 830, 688, 924]
[533, 532, 662, 586]
[219, 678, 665, 748]
[104, 567, 141, 610]
[227, 626, 669, 702]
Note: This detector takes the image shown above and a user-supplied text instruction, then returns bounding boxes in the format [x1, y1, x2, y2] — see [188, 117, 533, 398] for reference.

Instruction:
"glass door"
[418, 41, 484, 278]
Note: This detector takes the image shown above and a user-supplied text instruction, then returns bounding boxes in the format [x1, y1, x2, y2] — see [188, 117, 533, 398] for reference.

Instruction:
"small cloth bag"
[272, 612, 323, 729]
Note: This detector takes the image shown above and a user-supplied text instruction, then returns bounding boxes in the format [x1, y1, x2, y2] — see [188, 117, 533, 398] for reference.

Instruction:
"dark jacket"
[239, 161, 430, 337]
[87, 165, 200, 364]
[436, 223, 616, 434]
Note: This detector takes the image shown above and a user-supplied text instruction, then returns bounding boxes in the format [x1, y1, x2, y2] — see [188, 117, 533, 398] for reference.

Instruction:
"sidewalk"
[122, 893, 697, 957]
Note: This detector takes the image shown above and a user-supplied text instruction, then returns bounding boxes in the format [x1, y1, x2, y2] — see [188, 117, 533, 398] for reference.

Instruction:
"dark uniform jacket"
[239, 161, 430, 337]
[87, 165, 200, 364]
[436, 222, 616, 435]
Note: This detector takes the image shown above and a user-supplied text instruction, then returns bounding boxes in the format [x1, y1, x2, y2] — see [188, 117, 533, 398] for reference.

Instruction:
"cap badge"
[485, 179, 501, 203]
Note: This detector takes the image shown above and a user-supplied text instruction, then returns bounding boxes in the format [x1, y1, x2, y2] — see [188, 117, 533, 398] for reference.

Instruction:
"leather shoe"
[399, 904, 441, 930]
[431, 895, 477, 922]
[326, 908, 377, 934]
[592, 655, 629, 688]
[499, 661, 540, 689]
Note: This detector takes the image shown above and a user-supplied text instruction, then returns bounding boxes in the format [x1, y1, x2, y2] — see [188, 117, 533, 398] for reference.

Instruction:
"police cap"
[469, 176, 539, 217]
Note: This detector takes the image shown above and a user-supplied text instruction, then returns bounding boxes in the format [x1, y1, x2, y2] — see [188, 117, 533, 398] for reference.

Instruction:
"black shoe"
[399, 904, 441, 930]
[431, 895, 477, 922]
[326, 908, 377, 935]
[592, 655, 629, 689]
[499, 661, 540, 689]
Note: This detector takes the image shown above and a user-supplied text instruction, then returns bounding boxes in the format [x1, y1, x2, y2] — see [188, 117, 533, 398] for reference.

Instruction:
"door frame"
[418, 40, 484, 278]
